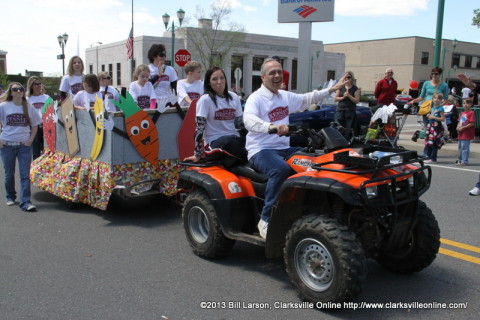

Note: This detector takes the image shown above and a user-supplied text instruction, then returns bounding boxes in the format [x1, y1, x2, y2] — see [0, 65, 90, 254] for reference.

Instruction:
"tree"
[473, 9, 480, 28]
[0, 72, 10, 93]
[185, 0, 246, 70]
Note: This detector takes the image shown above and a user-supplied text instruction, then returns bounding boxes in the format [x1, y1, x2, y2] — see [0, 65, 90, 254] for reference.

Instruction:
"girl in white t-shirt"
[184, 67, 246, 167]
[26, 76, 51, 159]
[0, 82, 43, 211]
[73, 74, 102, 109]
[97, 71, 120, 112]
[177, 61, 203, 107]
[129, 64, 156, 109]
[59, 56, 85, 101]
[147, 44, 178, 100]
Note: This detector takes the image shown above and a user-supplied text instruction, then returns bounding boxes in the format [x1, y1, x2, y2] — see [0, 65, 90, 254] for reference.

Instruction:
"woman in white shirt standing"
[184, 67, 246, 168]
[0, 82, 43, 211]
[26, 76, 50, 159]
[59, 56, 85, 101]
[147, 44, 178, 100]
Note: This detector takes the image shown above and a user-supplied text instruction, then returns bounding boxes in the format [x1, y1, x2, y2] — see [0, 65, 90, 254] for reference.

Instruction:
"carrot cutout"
[112, 92, 159, 168]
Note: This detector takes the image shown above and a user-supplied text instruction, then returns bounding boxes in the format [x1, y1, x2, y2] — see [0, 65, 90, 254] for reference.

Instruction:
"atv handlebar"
[268, 124, 298, 135]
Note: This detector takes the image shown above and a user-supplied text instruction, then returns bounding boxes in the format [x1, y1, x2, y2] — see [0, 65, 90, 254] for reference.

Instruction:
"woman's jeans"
[458, 139, 471, 164]
[249, 147, 303, 222]
[0, 144, 32, 208]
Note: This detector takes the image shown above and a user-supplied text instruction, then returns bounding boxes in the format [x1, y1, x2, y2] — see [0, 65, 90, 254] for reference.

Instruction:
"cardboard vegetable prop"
[61, 96, 80, 157]
[112, 92, 159, 168]
[90, 97, 105, 160]
[41, 97, 56, 151]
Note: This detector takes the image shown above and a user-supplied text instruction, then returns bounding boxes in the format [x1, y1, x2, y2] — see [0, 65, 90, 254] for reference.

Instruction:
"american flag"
[126, 28, 133, 59]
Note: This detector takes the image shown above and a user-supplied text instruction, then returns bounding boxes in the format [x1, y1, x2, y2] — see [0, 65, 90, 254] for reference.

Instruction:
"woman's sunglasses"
[11, 87, 25, 92]
[102, 76, 112, 80]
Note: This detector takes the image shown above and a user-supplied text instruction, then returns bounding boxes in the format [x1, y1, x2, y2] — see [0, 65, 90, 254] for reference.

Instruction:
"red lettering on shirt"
[187, 92, 201, 100]
[268, 106, 289, 122]
[32, 102, 44, 110]
[214, 108, 236, 120]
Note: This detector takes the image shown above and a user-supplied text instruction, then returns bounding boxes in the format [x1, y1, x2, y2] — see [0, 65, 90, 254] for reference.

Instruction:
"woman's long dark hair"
[204, 67, 232, 107]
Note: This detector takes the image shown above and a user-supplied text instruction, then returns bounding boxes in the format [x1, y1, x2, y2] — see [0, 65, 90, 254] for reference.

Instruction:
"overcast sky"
[1, 0, 478, 76]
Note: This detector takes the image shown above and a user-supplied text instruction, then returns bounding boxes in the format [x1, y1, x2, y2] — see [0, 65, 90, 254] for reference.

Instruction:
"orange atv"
[178, 126, 440, 304]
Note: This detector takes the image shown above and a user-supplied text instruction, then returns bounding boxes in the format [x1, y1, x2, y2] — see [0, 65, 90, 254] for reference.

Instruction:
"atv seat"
[230, 164, 268, 183]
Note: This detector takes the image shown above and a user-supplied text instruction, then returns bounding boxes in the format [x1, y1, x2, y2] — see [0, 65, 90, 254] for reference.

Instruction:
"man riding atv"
[244, 58, 347, 239]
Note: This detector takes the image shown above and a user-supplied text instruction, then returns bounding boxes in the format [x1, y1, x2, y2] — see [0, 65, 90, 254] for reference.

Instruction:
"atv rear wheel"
[182, 190, 235, 259]
[284, 215, 366, 304]
[375, 201, 440, 273]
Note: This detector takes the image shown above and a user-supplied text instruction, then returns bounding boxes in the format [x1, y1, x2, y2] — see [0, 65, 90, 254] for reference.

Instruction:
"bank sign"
[278, 0, 334, 23]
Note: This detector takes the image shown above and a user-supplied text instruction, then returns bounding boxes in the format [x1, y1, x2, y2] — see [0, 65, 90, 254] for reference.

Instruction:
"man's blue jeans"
[249, 147, 302, 222]
[0, 144, 33, 208]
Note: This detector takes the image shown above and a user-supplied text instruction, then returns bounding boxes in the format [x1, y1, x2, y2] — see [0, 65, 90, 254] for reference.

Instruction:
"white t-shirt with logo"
[128, 81, 156, 109]
[59, 74, 84, 96]
[177, 79, 204, 107]
[196, 91, 242, 145]
[149, 64, 178, 99]
[0, 101, 43, 142]
[73, 90, 103, 109]
[27, 94, 50, 118]
[243, 85, 333, 159]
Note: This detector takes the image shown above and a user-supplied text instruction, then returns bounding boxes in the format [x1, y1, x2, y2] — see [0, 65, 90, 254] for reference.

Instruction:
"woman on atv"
[184, 67, 247, 168]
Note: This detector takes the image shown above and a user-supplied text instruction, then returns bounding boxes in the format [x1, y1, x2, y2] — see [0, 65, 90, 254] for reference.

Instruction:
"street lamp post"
[162, 8, 185, 65]
[57, 33, 69, 75]
[90, 42, 103, 74]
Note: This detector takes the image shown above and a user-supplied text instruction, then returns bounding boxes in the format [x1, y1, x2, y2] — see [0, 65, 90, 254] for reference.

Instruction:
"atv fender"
[265, 176, 360, 258]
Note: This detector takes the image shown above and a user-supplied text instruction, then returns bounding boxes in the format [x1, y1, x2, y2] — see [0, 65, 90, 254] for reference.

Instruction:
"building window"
[452, 53, 460, 68]
[421, 52, 429, 65]
[230, 55, 243, 94]
[116, 63, 121, 86]
[108, 64, 113, 77]
[291, 59, 298, 91]
[252, 57, 264, 71]
[101, 64, 105, 72]
[327, 70, 336, 81]
[465, 55, 472, 68]
[476, 57, 480, 69]
[89, 64, 93, 74]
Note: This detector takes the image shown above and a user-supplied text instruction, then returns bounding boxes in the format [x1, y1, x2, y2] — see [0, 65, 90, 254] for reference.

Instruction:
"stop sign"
[175, 49, 192, 67]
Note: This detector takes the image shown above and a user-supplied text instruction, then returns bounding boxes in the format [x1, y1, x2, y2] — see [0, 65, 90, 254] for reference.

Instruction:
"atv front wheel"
[182, 190, 235, 259]
[375, 201, 440, 273]
[284, 215, 366, 304]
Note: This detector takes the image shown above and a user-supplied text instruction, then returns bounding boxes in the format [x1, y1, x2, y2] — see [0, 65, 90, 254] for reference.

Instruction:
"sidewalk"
[396, 120, 480, 159]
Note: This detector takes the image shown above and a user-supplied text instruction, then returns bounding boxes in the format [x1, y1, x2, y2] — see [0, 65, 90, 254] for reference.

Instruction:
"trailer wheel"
[182, 190, 235, 259]
[284, 215, 366, 304]
[375, 201, 440, 273]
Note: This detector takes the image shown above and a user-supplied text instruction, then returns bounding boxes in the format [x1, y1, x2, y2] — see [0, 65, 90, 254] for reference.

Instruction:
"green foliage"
[473, 9, 480, 28]
[0, 72, 10, 90]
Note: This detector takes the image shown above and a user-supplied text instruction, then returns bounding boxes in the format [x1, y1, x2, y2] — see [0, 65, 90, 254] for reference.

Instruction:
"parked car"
[289, 104, 372, 135]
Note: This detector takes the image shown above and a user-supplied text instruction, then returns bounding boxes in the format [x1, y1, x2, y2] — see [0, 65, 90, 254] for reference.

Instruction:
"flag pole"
[131, 0, 135, 81]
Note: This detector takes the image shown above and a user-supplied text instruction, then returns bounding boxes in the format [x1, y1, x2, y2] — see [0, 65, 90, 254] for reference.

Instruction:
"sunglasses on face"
[387, 72, 394, 74]
[12, 87, 25, 92]
[431, 72, 439, 75]
[33, 82, 42, 86]
[158, 53, 166, 58]
[102, 76, 111, 80]
[345, 76, 351, 79]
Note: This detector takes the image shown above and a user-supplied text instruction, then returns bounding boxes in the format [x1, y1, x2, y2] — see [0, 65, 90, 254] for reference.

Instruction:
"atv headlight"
[365, 186, 378, 199]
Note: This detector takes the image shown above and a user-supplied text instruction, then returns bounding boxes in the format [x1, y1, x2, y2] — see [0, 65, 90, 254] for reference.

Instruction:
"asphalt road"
[0, 153, 479, 320]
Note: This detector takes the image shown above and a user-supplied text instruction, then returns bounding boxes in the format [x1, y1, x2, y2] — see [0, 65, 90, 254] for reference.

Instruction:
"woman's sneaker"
[6, 200, 15, 206]
[257, 219, 268, 239]
[468, 187, 480, 196]
[23, 203, 37, 212]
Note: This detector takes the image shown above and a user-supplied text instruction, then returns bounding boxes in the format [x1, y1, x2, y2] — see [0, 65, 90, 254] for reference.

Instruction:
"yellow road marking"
[439, 248, 480, 265]
[440, 238, 480, 254]
[439, 238, 480, 265]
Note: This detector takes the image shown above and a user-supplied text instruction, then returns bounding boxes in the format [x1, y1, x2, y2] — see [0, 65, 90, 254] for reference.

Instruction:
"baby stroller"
[366, 103, 410, 147]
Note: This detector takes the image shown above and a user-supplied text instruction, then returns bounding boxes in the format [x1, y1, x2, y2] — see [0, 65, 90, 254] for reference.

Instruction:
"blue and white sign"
[278, 0, 335, 23]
